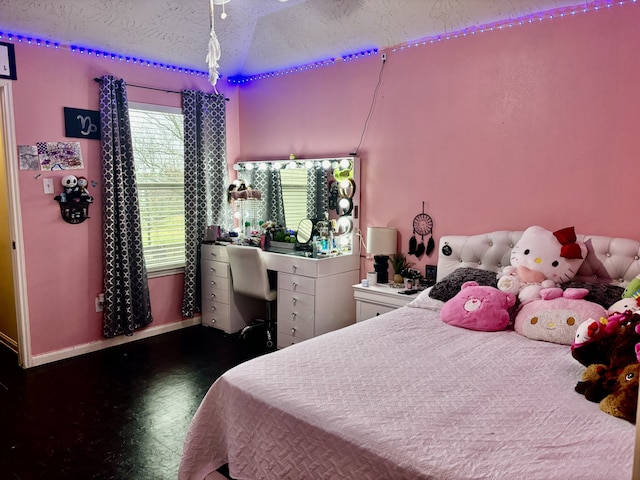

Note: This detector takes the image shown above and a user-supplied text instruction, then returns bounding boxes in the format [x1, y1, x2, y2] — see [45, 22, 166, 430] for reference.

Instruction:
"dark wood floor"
[0, 325, 259, 479]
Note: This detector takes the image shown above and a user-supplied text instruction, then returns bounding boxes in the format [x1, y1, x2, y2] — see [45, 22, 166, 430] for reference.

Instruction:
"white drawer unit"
[353, 283, 414, 322]
[276, 269, 359, 349]
[200, 243, 263, 334]
[200, 243, 360, 345]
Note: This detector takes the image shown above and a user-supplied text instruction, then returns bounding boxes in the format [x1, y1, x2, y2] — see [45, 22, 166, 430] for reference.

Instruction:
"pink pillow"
[440, 281, 516, 331]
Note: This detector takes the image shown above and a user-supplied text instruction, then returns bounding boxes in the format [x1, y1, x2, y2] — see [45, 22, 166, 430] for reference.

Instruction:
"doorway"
[0, 80, 31, 368]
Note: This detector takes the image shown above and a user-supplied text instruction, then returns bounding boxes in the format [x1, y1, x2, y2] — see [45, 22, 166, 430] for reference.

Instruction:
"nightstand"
[353, 283, 416, 322]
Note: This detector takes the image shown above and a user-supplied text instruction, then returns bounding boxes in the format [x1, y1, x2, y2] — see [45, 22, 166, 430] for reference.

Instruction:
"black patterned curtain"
[307, 168, 328, 221]
[181, 90, 229, 318]
[238, 169, 285, 227]
[99, 75, 153, 337]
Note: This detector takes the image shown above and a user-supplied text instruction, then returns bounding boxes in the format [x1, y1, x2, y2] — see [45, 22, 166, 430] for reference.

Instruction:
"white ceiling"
[0, 0, 589, 79]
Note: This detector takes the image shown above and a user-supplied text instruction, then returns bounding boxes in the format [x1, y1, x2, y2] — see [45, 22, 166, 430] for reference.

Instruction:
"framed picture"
[0, 41, 17, 80]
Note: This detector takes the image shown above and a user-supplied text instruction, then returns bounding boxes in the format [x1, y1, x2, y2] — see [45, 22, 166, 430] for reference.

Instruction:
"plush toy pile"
[571, 311, 640, 423]
[438, 224, 640, 423]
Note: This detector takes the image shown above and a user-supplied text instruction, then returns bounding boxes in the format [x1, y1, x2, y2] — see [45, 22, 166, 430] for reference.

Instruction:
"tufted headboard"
[436, 230, 640, 287]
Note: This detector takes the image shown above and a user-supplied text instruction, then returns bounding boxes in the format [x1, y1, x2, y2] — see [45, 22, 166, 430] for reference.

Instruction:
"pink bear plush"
[440, 281, 516, 331]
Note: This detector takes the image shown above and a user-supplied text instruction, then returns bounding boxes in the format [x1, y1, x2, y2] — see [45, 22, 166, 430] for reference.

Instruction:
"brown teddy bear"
[600, 364, 639, 422]
[572, 311, 640, 423]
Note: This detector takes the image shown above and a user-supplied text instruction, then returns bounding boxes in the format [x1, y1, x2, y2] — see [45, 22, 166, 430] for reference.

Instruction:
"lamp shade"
[367, 227, 397, 255]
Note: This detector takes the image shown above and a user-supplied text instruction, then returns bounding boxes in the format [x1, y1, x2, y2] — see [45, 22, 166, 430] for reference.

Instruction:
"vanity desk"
[201, 243, 360, 348]
[204, 155, 362, 347]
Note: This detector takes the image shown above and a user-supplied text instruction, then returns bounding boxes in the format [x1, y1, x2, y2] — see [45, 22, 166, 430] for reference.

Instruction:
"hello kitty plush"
[497, 226, 587, 303]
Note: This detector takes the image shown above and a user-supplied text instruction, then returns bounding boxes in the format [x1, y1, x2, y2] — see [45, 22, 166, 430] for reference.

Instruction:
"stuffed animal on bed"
[497, 226, 587, 304]
[440, 281, 516, 331]
[608, 297, 640, 316]
[572, 311, 640, 423]
[623, 274, 640, 300]
[514, 287, 606, 345]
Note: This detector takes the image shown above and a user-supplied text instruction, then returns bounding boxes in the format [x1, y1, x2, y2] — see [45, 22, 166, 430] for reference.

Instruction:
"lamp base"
[373, 255, 390, 284]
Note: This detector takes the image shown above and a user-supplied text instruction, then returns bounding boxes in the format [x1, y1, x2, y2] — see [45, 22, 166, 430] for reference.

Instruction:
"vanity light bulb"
[338, 198, 350, 209]
[331, 161, 339, 169]
[245, 163, 254, 170]
[258, 163, 268, 171]
[233, 163, 241, 170]
[287, 161, 297, 169]
[340, 180, 351, 189]
[272, 162, 283, 170]
[339, 159, 351, 169]
[304, 161, 314, 169]
[321, 160, 331, 169]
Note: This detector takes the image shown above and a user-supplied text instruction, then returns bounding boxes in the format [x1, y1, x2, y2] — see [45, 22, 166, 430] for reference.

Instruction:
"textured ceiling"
[0, 0, 590, 78]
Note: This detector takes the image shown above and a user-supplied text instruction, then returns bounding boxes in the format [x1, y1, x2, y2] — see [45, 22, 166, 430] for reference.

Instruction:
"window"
[129, 103, 185, 272]
[280, 168, 307, 231]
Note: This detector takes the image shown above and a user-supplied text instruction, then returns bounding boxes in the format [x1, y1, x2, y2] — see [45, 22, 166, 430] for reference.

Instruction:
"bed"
[179, 230, 640, 480]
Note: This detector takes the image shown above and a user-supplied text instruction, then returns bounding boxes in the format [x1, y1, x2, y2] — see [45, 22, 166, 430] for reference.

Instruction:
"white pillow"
[407, 287, 446, 311]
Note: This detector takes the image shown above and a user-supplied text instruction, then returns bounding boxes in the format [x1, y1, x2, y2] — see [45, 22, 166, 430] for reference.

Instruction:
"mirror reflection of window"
[280, 168, 307, 230]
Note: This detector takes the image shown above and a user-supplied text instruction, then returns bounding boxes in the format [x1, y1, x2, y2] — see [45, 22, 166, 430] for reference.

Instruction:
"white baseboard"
[31, 316, 202, 367]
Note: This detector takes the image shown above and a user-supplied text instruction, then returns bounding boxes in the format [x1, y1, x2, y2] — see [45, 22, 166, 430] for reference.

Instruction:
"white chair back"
[226, 245, 277, 302]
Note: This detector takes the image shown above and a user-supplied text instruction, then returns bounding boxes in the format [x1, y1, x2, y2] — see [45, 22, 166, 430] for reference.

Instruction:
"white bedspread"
[179, 306, 635, 480]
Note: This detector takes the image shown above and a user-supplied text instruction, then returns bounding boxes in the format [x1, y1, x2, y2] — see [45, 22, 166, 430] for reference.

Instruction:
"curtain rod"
[92, 78, 229, 99]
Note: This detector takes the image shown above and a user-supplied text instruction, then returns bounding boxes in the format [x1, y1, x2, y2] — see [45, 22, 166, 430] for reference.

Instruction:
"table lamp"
[367, 227, 397, 284]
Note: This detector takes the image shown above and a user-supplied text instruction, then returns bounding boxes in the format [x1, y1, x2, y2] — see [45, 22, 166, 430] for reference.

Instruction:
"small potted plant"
[401, 267, 422, 290]
[390, 253, 412, 284]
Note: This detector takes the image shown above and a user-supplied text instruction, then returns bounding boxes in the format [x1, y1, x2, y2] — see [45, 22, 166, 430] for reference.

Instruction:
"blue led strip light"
[228, 49, 378, 85]
[0, 32, 208, 78]
[0, 0, 635, 84]
[391, 0, 637, 54]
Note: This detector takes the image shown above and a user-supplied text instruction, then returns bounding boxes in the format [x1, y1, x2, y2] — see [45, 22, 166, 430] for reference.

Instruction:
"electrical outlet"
[95, 296, 103, 312]
[381, 52, 387, 62]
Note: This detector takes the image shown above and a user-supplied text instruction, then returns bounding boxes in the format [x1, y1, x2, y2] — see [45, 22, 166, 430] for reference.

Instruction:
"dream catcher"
[409, 202, 434, 258]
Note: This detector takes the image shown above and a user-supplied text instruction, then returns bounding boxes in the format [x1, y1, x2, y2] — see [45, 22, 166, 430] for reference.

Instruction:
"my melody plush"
[571, 311, 640, 423]
[514, 287, 606, 345]
[440, 281, 516, 331]
[497, 226, 587, 303]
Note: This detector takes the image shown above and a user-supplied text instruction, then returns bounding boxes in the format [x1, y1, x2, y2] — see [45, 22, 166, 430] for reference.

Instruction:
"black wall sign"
[0, 41, 17, 80]
[64, 107, 101, 140]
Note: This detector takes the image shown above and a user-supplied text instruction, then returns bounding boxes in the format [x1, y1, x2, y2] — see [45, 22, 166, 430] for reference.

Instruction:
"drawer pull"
[210, 304, 216, 310]
[292, 297, 297, 305]
[210, 267, 216, 274]
[292, 282, 298, 290]
[291, 327, 297, 335]
[292, 265, 298, 273]
[210, 252, 217, 257]
[291, 312, 297, 319]
[210, 280, 216, 286]
[210, 293, 216, 299]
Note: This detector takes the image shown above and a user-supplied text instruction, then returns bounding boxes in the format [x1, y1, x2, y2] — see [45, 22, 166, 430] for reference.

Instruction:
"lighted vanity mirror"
[296, 218, 313, 244]
[234, 156, 360, 255]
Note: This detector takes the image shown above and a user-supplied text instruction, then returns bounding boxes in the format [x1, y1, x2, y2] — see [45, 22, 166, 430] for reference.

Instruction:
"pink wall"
[8, 3, 640, 358]
[235, 6, 639, 275]
[10, 44, 237, 356]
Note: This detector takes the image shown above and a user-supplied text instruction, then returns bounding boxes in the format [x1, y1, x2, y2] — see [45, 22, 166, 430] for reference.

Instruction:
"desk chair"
[226, 245, 277, 349]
